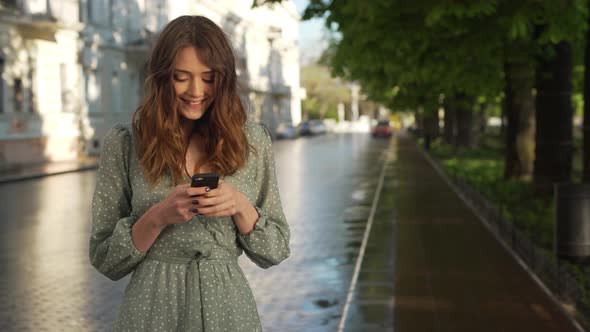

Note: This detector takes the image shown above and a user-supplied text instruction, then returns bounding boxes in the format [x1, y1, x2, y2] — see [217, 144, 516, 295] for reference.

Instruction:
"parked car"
[275, 123, 298, 139]
[297, 120, 327, 136]
[372, 120, 393, 138]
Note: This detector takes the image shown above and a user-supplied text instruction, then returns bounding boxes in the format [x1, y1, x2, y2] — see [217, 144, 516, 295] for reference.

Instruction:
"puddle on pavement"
[325, 252, 357, 267]
[299, 299, 341, 326]
[321, 314, 341, 326]
[313, 299, 339, 308]
[342, 206, 371, 223]
[302, 298, 340, 315]
[343, 218, 365, 225]
[346, 224, 366, 231]
[351, 189, 370, 203]
[347, 240, 362, 249]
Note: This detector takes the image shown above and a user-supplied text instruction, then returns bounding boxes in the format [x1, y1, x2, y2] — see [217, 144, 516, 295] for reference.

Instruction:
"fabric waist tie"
[144, 247, 238, 330]
[145, 247, 238, 264]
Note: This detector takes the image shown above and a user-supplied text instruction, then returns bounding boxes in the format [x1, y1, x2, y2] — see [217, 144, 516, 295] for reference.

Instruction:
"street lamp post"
[267, 27, 281, 136]
[350, 82, 360, 122]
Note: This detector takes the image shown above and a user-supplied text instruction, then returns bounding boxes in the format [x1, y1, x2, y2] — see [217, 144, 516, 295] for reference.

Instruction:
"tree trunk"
[414, 109, 424, 133]
[424, 110, 439, 138]
[455, 93, 474, 148]
[534, 41, 574, 194]
[584, 7, 590, 182]
[477, 104, 487, 134]
[443, 96, 456, 145]
[504, 61, 518, 178]
[504, 60, 536, 180]
[500, 103, 506, 135]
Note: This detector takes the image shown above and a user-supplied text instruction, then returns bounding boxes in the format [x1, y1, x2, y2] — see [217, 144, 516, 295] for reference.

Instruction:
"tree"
[268, 0, 587, 189]
[584, 1, 590, 183]
[300, 1, 504, 152]
[532, 1, 586, 193]
[300, 63, 350, 120]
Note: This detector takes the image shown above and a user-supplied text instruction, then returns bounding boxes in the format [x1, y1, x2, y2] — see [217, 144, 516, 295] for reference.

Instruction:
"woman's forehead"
[174, 46, 211, 74]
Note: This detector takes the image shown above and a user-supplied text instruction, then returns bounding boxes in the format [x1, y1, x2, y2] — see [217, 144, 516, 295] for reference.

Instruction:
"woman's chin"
[180, 107, 205, 121]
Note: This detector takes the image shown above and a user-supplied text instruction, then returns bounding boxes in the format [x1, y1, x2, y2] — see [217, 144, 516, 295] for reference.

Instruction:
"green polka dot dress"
[89, 122, 290, 331]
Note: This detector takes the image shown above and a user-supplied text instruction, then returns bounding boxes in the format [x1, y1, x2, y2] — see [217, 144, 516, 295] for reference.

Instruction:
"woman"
[89, 15, 290, 331]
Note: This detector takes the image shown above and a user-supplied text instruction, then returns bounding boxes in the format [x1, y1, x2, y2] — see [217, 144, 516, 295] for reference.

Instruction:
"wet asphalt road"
[0, 133, 389, 331]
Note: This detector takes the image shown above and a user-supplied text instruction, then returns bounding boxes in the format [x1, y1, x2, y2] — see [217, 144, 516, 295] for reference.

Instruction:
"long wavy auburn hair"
[132, 15, 251, 188]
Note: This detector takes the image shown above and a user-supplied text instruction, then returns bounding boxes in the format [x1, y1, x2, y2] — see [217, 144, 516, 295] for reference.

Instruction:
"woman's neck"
[180, 119, 196, 140]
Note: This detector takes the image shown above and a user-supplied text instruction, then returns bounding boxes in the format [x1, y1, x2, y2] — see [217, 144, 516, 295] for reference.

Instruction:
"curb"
[0, 164, 98, 184]
[415, 140, 587, 332]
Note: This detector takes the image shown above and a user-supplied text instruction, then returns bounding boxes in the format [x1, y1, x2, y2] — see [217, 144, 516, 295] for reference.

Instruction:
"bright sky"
[292, 0, 328, 64]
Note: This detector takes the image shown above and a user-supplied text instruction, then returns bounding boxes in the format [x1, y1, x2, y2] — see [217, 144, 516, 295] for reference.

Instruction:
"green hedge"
[426, 136, 590, 314]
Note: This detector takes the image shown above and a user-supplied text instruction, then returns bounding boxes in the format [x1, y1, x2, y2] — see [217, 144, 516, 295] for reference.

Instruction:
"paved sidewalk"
[342, 134, 582, 331]
[0, 157, 98, 184]
[0, 134, 584, 331]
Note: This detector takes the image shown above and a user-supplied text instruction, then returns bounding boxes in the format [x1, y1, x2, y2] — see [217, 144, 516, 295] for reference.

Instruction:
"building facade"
[0, 0, 303, 168]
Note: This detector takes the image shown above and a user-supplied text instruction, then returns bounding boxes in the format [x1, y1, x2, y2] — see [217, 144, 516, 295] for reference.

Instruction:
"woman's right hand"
[132, 183, 210, 253]
[151, 183, 201, 227]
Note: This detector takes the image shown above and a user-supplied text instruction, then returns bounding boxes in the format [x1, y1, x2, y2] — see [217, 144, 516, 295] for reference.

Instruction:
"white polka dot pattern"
[88, 122, 290, 331]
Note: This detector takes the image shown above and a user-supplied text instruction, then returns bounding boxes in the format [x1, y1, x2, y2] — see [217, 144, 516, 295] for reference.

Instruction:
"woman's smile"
[180, 97, 207, 110]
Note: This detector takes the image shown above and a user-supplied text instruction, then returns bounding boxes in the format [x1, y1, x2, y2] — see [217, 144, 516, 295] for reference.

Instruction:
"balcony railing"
[0, 0, 81, 30]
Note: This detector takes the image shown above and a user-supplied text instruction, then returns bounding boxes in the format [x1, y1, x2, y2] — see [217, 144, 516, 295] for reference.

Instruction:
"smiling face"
[173, 46, 215, 124]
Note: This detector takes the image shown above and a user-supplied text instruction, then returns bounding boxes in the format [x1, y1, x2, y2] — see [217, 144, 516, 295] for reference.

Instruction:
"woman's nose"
[188, 78, 203, 97]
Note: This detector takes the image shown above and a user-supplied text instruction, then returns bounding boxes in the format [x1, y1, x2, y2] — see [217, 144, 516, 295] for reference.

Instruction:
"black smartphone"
[191, 173, 219, 189]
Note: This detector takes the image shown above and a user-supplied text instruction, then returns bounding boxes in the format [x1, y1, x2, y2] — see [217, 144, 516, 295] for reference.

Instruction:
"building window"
[60, 63, 71, 112]
[78, 0, 84, 22]
[0, 57, 4, 114]
[111, 70, 120, 112]
[14, 78, 23, 113]
[28, 61, 35, 113]
[86, 69, 100, 113]
[1, 0, 18, 9]
[138, 62, 147, 99]
[108, 0, 113, 26]
[86, 0, 93, 23]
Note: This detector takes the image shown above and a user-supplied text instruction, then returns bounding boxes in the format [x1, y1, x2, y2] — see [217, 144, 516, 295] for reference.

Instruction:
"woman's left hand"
[193, 179, 247, 217]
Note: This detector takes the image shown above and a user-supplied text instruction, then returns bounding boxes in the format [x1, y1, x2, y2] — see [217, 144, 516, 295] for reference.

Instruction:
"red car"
[372, 120, 393, 138]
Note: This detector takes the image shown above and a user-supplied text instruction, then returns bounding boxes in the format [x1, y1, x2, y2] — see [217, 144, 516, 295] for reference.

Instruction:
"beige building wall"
[0, 0, 303, 169]
[0, 1, 83, 168]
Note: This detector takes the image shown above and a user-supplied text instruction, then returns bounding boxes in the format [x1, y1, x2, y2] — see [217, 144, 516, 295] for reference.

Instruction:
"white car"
[297, 120, 327, 136]
[275, 123, 298, 139]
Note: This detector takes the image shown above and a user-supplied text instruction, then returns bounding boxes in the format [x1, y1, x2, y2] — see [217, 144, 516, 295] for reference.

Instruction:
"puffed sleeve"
[89, 124, 146, 280]
[238, 124, 291, 268]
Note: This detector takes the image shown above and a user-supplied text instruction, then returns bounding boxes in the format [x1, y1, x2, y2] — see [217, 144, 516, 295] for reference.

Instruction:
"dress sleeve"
[237, 124, 291, 268]
[89, 124, 146, 280]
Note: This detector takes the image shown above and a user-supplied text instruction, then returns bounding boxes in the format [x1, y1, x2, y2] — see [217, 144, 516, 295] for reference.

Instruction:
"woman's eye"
[173, 76, 189, 82]
[202, 78, 214, 84]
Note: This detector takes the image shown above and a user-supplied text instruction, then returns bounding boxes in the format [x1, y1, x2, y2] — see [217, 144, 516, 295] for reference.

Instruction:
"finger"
[187, 186, 210, 197]
[197, 200, 235, 216]
[170, 202, 198, 222]
[202, 186, 224, 198]
[173, 198, 198, 213]
[175, 183, 191, 192]
[199, 207, 236, 218]
[181, 196, 201, 208]
[170, 184, 192, 199]
[197, 194, 227, 207]
[200, 208, 237, 218]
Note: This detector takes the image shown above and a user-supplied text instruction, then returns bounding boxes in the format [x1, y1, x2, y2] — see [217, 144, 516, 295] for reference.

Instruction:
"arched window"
[28, 55, 36, 113]
[0, 56, 4, 114]
[13, 78, 23, 113]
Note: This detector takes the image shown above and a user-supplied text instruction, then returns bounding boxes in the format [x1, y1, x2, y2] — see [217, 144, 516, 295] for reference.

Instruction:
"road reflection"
[0, 172, 108, 329]
[0, 132, 392, 331]
[241, 133, 390, 331]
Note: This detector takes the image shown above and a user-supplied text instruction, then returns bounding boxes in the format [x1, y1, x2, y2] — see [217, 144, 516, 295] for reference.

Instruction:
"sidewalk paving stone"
[343, 134, 582, 332]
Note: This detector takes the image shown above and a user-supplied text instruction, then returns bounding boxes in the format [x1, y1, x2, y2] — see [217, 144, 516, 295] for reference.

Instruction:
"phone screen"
[191, 173, 219, 189]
